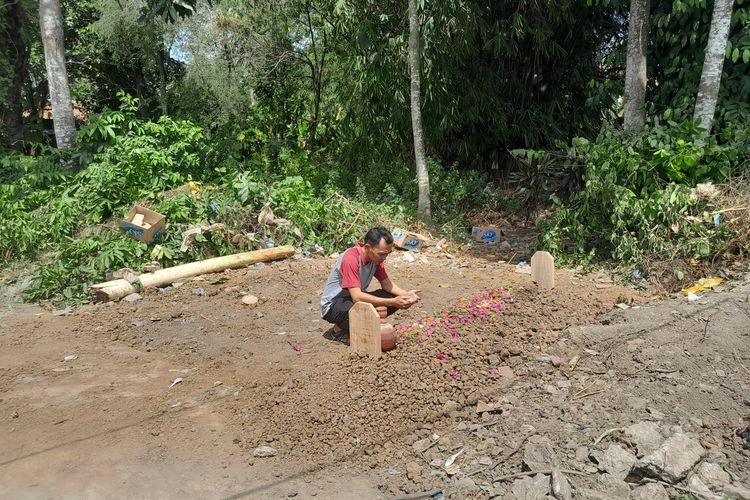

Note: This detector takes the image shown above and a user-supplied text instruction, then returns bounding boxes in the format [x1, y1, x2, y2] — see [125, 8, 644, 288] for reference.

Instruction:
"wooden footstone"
[349, 302, 382, 357]
[531, 251, 555, 289]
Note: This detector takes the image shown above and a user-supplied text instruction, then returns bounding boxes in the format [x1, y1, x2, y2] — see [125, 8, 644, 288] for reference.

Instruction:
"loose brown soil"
[1, 251, 749, 499]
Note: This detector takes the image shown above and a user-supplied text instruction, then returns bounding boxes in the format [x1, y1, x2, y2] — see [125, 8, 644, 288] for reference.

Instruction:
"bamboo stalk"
[90, 246, 295, 302]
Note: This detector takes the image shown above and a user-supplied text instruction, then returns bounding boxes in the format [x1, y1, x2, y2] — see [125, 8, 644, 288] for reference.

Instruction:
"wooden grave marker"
[531, 251, 555, 289]
[349, 302, 382, 357]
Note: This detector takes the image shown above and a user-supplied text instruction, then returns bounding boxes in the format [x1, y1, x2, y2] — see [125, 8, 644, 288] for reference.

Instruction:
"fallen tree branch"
[90, 245, 295, 302]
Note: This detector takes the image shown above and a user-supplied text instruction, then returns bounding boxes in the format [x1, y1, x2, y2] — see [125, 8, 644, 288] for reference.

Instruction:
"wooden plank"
[349, 302, 382, 357]
[531, 251, 555, 289]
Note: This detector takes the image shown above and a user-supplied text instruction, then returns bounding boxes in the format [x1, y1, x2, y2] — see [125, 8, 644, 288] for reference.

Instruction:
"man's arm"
[349, 286, 415, 309]
[379, 278, 409, 297]
[380, 278, 421, 307]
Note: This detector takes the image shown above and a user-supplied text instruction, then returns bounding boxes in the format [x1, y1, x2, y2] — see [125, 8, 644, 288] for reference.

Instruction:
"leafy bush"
[532, 123, 739, 263]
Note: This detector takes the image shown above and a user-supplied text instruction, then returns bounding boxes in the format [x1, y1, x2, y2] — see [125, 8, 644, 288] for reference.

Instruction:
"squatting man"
[320, 226, 421, 336]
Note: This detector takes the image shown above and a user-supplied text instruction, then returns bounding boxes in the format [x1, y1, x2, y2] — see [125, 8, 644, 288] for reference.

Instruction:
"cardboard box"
[119, 205, 166, 243]
[392, 228, 423, 251]
[471, 226, 501, 244]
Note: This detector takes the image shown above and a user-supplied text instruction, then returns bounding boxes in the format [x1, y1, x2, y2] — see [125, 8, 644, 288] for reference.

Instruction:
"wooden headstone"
[531, 251, 555, 289]
[349, 302, 382, 357]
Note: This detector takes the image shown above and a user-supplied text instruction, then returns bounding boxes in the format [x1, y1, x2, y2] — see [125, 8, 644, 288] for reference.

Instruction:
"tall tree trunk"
[408, 0, 431, 222]
[1, 0, 29, 148]
[623, 0, 650, 132]
[308, 71, 322, 148]
[158, 47, 168, 116]
[38, 0, 75, 149]
[693, 0, 735, 137]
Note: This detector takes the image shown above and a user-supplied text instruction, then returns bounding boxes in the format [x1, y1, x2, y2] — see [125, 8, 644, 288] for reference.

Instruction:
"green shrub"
[533, 122, 738, 263]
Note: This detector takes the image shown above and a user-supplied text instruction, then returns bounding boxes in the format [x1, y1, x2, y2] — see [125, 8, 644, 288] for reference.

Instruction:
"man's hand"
[394, 294, 416, 309]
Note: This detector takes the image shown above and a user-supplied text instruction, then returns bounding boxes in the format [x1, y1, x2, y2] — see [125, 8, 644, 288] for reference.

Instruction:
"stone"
[123, 293, 142, 302]
[551, 468, 572, 500]
[523, 436, 559, 470]
[241, 294, 258, 305]
[478, 456, 493, 466]
[489, 483, 508, 498]
[596, 473, 631, 498]
[544, 384, 559, 395]
[253, 446, 277, 458]
[687, 476, 715, 498]
[724, 483, 750, 500]
[624, 421, 664, 457]
[442, 400, 460, 415]
[636, 432, 705, 482]
[594, 444, 637, 481]
[455, 477, 478, 492]
[405, 461, 422, 481]
[645, 407, 665, 420]
[629, 483, 669, 500]
[509, 474, 550, 499]
[575, 446, 589, 463]
[412, 438, 432, 453]
[693, 461, 731, 491]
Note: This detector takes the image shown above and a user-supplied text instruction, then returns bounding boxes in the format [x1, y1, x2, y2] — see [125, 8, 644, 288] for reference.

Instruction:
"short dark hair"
[364, 226, 393, 246]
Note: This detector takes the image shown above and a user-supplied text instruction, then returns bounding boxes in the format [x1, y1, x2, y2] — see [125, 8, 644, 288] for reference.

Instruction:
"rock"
[624, 421, 664, 457]
[123, 293, 142, 302]
[478, 456, 493, 466]
[412, 438, 432, 453]
[253, 446, 277, 458]
[442, 400, 460, 415]
[636, 432, 705, 482]
[241, 294, 258, 305]
[488, 483, 508, 498]
[629, 483, 669, 500]
[523, 436, 559, 470]
[596, 473, 631, 498]
[687, 476, 715, 498]
[724, 483, 750, 500]
[499, 240, 512, 252]
[551, 468, 572, 500]
[575, 446, 589, 463]
[405, 461, 422, 481]
[692, 461, 731, 491]
[455, 477, 478, 492]
[593, 444, 637, 481]
[645, 407, 665, 420]
[509, 474, 550, 499]
[544, 384, 559, 395]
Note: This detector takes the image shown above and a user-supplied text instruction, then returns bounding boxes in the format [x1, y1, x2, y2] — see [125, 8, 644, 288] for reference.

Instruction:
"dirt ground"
[1, 249, 749, 499]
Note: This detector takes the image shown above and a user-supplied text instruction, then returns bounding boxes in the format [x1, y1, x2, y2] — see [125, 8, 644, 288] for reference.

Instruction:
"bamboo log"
[90, 279, 137, 303]
[89, 245, 295, 303]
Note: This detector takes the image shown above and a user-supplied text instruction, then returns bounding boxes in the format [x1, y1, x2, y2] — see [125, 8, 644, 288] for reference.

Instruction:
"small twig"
[419, 437, 440, 455]
[493, 469, 587, 482]
[638, 477, 713, 500]
[199, 314, 215, 323]
[592, 426, 627, 448]
[572, 380, 598, 399]
[700, 317, 710, 343]
[650, 368, 679, 374]
[572, 388, 607, 400]
[491, 432, 535, 471]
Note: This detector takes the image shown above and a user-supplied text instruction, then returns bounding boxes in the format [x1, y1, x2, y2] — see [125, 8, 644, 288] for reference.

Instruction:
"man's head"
[363, 226, 393, 263]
